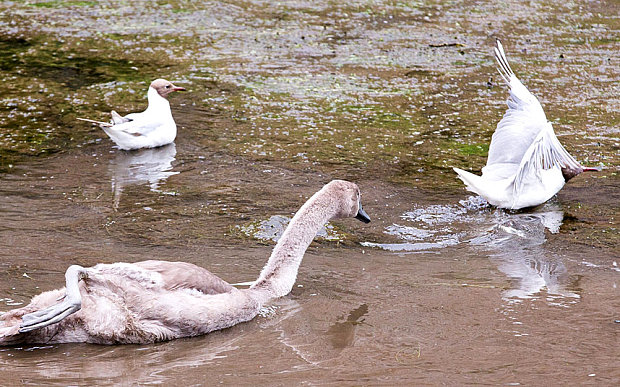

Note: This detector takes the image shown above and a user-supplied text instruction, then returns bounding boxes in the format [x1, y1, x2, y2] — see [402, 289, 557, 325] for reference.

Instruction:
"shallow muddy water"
[0, 0, 618, 385]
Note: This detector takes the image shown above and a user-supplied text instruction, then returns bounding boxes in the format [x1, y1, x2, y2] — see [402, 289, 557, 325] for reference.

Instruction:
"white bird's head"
[562, 165, 600, 182]
[150, 79, 186, 98]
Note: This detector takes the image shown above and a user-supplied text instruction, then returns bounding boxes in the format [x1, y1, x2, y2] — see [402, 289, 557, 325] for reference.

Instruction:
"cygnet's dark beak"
[355, 201, 371, 223]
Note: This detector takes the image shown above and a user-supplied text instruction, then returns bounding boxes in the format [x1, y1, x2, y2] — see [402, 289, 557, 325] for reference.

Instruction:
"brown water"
[0, 0, 618, 385]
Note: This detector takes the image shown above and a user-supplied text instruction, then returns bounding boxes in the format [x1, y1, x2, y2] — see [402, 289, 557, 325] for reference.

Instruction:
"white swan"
[0, 180, 370, 345]
[453, 40, 598, 209]
[78, 79, 185, 150]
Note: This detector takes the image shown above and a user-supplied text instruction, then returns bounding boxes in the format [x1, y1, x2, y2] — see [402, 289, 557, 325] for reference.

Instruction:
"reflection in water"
[0, 300, 303, 385]
[108, 143, 179, 209]
[275, 300, 369, 365]
[0, 330, 244, 384]
[470, 205, 581, 304]
[327, 304, 368, 349]
[365, 197, 581, 303]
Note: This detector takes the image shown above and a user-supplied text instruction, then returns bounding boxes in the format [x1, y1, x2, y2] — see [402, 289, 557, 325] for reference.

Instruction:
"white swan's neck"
[145, 87, 171, 114]
[250, 188, 336, 304]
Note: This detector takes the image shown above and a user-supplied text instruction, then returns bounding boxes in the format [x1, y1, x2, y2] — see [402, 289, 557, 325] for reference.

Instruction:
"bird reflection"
[481, 203, 581, 302]
[0, 299, 305, 385]
[108, 143, 179, 209]
[368, 198, 581, 303]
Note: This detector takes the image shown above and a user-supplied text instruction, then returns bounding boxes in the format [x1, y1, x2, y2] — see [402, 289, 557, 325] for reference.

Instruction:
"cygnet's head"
[150, 79, 186, 98]
[323, 180, 371, 223]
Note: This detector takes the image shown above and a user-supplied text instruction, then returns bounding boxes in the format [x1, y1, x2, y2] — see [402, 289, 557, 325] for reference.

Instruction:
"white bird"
[453, 40, 598, 209]
[0, 180, 371, 345]
[78, 79, 185, 150]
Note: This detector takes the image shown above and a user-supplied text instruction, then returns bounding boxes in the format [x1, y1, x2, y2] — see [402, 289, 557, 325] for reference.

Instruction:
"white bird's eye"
[165, 85, 171, 89]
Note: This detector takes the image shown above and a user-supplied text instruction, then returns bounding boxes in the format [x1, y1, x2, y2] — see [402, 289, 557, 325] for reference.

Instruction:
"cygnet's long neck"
[250, 187, 337, 304]
[144, 87, 171, 114]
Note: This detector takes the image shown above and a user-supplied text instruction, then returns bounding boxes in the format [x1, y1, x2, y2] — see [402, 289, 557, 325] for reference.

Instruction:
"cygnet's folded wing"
[134, 260, 235, 295]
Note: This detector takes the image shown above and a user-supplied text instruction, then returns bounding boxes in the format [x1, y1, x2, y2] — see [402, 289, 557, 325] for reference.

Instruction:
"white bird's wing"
[108, 116, 163, 137]
[485, 40, 549, 169]
[489, 40, 582, 198]
[512, 122, 581, 198]
[487, 40, 581, 180]
[111, 110, 132, 125]
[76, 117, 113, 127]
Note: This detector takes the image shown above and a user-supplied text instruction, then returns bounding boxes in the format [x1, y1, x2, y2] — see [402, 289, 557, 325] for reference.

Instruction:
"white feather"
[454, 40, 584, 209]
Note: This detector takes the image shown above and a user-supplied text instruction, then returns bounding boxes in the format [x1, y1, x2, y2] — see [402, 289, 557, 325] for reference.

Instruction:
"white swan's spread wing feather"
[486, 102, 547, 168]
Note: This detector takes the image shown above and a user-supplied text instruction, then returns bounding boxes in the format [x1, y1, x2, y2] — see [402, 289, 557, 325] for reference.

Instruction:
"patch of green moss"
[456, 143, 489, 156]
[31, 1, 98, 8]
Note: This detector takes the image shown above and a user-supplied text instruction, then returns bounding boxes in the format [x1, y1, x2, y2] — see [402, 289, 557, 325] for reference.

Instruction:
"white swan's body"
[78, 79, 185, 151]
[453, 40, 594, 209]
[0, 180, 370, 345]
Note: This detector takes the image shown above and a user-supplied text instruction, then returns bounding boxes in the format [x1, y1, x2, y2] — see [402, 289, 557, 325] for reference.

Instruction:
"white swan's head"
[150, 79, 186, 98]
[323, 180, 371, 223]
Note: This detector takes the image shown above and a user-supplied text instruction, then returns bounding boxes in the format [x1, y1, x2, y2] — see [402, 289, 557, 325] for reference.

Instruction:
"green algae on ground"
[456, 143, 489, 157]
[30, 1, 99, 8]
[0, 0, 617, 183]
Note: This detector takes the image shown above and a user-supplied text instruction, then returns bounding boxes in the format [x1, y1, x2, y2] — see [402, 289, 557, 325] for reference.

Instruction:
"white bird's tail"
[453, 167, 485, 197]
[76, 117, 113, 127]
